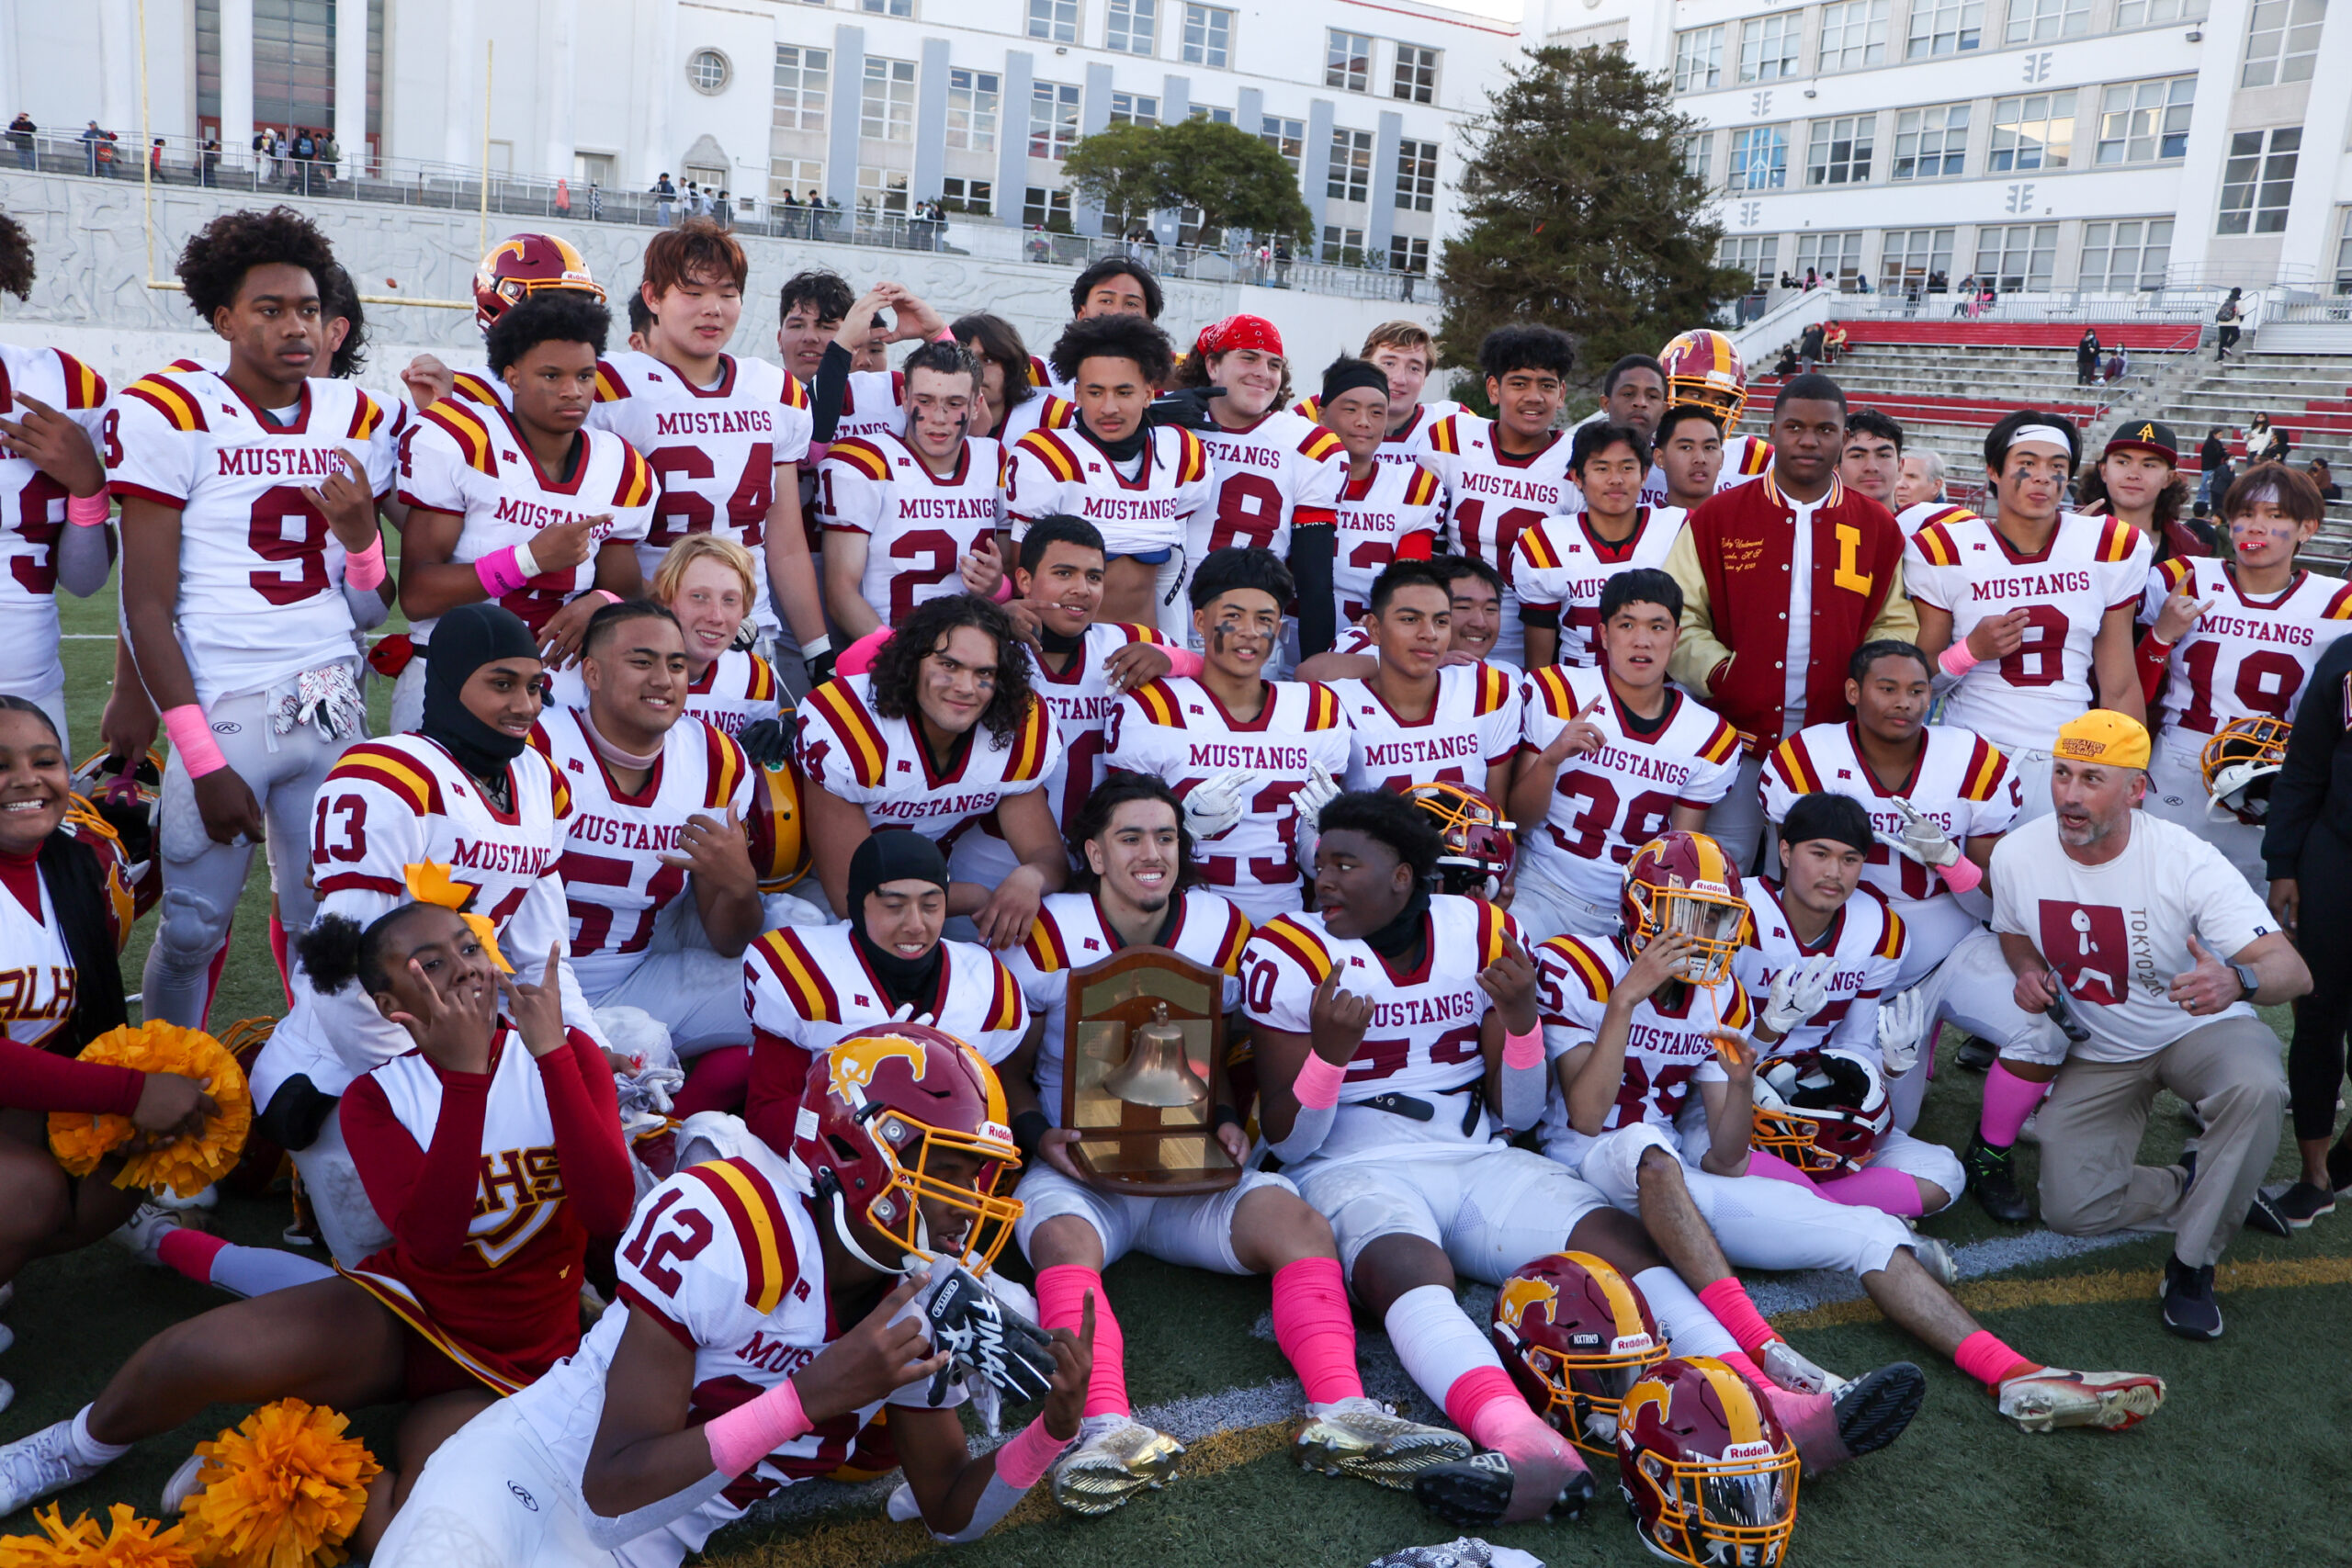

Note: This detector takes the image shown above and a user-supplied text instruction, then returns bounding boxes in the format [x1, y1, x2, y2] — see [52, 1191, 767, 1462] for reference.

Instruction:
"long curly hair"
[177, 205, 338, 324]
[866, 594, 1038, 750]
[2074, 458, 2188, 540]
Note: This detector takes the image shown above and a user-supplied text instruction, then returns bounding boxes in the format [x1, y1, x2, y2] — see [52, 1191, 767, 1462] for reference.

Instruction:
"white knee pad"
[152, 884, 234, 969]
[1575, 1122, 1678, 1214]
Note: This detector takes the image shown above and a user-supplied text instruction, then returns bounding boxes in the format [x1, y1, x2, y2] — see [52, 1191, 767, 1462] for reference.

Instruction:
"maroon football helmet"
[1750, 1047, 1892, 1175]
[1403, 780, 1517, 899]
[1490, 1251, 1668, 1454]
[472, 233, 604, 332]
[1619, 1356, 1800, 1567]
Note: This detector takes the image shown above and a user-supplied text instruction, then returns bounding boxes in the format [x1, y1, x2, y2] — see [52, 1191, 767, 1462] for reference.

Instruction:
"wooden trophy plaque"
[1057, 945, 1239, 1195]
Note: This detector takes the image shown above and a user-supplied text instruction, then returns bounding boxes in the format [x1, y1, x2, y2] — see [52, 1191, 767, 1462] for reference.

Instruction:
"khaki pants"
[2036, 1016, 2287, 1269]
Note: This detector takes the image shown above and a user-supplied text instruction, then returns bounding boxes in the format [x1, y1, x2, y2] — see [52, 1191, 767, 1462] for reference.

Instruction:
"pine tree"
[1437, 44, 1747, 399]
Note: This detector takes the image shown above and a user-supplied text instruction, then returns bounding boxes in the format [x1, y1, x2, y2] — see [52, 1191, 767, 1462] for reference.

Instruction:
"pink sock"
[266, 910, 291, 1007]
[1812, 1165, 1927, 1217]
[1742, 1150, 1825, 1191]
[1271, 1257, 1362, 1405]
[1717, 1350, 1773, 1396]
[1444, 1365, 1549, 1453]
[1979, 1063, 2050, 1147]
[673, 1046, 753, 1118]
[1695, 1277, 1780, 1359]
[1035, 1264, 1127, 1417]
[1953, 1330, 2040, 1392]
[155, 1226, 227, 1285]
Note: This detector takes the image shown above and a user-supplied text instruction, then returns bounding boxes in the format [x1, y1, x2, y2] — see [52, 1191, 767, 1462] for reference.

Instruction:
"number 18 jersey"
[2142, 557, 2352, 742]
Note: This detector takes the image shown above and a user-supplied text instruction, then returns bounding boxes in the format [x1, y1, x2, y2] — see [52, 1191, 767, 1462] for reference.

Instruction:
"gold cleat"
[1997, 1367, 2166, 1433]
[1050, 1416, 1185, 1516]
[1295, 1397, 1474, 1488]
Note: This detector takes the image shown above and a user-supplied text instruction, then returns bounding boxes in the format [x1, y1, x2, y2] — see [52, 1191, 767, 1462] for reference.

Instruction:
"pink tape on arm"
[1293, 1052, 1348, 1111]
[837, 627, 893, 678]
[1939, 855, 1983, 894]
[1939, 640, 1980, 678]
[1502, 1025, 1544, 1071]
[66, 491, 110, 526]
[991, 571, 1016, 602]
[1162, 647, 1204, 678]
[162, 705, 228, 778]
[705, 1378, 812, 1478]
[474, 545, 533, 598]
[992, 1416, 1075, 1491]
[343, 536, 388, 591]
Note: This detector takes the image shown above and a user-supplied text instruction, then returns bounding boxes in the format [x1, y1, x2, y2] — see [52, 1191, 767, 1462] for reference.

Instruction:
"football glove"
[1143, 385, 1226, 431]
[1876, 987, 1928, 1077]
[1872, 796, 1962, 869]
[922, 1263, 1058, 1405]
[1182, 770, 1250, 840]
[1290, 761, 1340, 874]
[736, 717, 792, 770]
[1761, 953, 1838, 1037]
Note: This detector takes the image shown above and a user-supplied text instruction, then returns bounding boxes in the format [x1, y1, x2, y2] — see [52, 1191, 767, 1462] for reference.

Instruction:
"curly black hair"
[1476, 324, 1575, 385]
[0, 214, 35, 301]
[1188, 545, 1294, 611]
[1049, 311, 1176, 389]
[177, 205, 338, 325]
[779, 268, 855, 324]
[867, 593, 1038, 750]
[1316, 789, 1442, 885]
[295, 903, 438, 996]
[581, 597, 682, 660]
[319, 262, 368, 378]
[485, 289, 614, 376]
[1071, 256, 1164, 321]
[1066, 773, 1197, 894]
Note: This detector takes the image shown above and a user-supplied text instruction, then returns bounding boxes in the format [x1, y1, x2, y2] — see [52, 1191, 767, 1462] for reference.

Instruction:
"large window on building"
[1261, 116, 1305, 171]
[770, 156, 823, 207]
[1990, 92, 2073, 172]
[1023, 186, 1072, 229]
[1396, 139, 1438, 210]
[1892, 104, 1970, 179]
[198, 0, 386, 138]
[1817, 0, 1888, 70]
[1974, 223, 2056, 291]
[940, 175, 992, 215]
[1107, 0, 1158, 54]
[1905, 0, 1984, 58]
[1674, 25, 1725, 92]
[1729, 125, 1788, 190]
[1108, 92, 1159, 127]
[2078, 219, 2173, 289]
[1389, 235, 1430, 275]
[1394, 45, 1440, 103]
[1806, 115, 1873, 185]
[2242, 0, 2324, 86]
[2096, 76, 2193, 164]
[1718, 234, 1780, 289]
[1880, 227, 1955, 292]
[857, 165, 910, 215]
[1328, 129, 1373, 201]
[2003, 0, 2088, 43]
[1182, 5, 1231, 66]
[2218, 127, 2301, 234]
[1739, 12, 1804, 83]
[1322, 225, 1367, 264]
[861, 0, 914, 17]
[1029, 81, 1081, 160]
[1795, 231, 1865, 288]
[1028, 0, 1079, 43]
[2115, 0, 2208, 19]
[946, 68, 999, 152]
[1327, 31, 1374, 91]
[1676, 131, 1713, 180]
[861, 57, 916, 142]
[773, 45, 830, 134]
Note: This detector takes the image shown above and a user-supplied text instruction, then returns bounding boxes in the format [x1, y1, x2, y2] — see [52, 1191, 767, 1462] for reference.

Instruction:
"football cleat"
[1965, 1132, 2034, 1224]
[0, 1418, 111, 1515]
[1760, 1338, 1838, 1395]
[1996, 1367, 2165, 1433]
[1366, 1539, 1508, 1568]
[163, 1452, 204, 1513]
[1050, 1415, 1184, 1516]
[1758, 1362, 1926, 1478]
[1411, 1445, 1595, 1527]
[109, 1202, 185, 1266]
[1294, 1396, 1472, 1487]
[1906, 1235, 1961, 1288]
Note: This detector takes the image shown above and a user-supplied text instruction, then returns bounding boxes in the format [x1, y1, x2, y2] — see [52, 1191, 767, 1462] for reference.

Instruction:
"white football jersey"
[817, 433, 1005, 625]
[1105, 676, 1351, 924]
[1242, 895, 1524, 1157]
[0, 821, 131, 1050]
[1759, 720, 2018, 972]
[1510, 507, 1689, 668]
[105, 369, 399, 706]
[1004, 888, 1251, 1123]
[0, 344, 107, 689]
[1023, 621, 1173, 843]
[1733, 879, 1906, 1063]
[1905, 512, 2151, 751]
[745, 919, 1027, 1066]
[1331, 660, 1522, 795]
[532, 706, 755, 996]
[1292, 398, 1463, 475]
[587, 351, 813, 629]
[2143, 557, 2352, 742]
[1895, 499, 1982, 539]
[1519, 665, 1742, 908]
[795, 671, 1060, 852]
[836, 368, 907, 443]
[394, 400, 656, 641]
[1184, 409, 1348, 562]
[1002, 423, 1213, 558]
[1332, 460, 1444, 625]
[1419, 414, 1577, 666]
[514, 1143, 964, 1567]
[1533, 933, 1747, 1167]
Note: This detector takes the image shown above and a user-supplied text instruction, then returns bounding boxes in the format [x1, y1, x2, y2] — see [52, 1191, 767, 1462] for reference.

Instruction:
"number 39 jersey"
[1533, 934, 1747, 1168]
[817, 432, 1006, 625]
[1105, 676, 1351, 925]
[1241, 894, 1524, 1158]
[0, 344, 107, 690]
[105, 369, 400, 706]
[2142, 557, 2352, 743]
[1419, 414, 1576, 666]
[1183, 409, 1348, 561]
[1904, 512, 2151, 751]
[1519, 665, 1742, 908]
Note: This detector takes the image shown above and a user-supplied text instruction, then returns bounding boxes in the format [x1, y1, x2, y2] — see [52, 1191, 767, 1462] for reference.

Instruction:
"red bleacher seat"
[1832, 321, 2202, 352]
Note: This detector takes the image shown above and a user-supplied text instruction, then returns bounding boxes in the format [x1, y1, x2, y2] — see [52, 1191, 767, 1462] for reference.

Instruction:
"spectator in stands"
[1780, 270, 1799, 289]
[2215, 288, 2244, 361]
[2245, 412, 2290, 467]
[1799, 320, 1826, 371]
[8, 113, 33, 170]
[2309, 458, 2342, 502]
[148, 137, 164, 181]
[200, 130, 220, 186]
[80, 120, 107, 176]
[2076, 329, 2101, 385]
[2199, 427, 2233, 507]
[1804, 267, 1820, 290]
[652, 172, 676, 224]
[1952, 275, 1977, 317]
[1773, 344, 1799, 378]
[1824, 321, 1849, 362]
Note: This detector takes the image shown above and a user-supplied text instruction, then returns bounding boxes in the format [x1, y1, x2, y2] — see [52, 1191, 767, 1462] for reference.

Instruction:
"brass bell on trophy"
[1060, 948, 1239, 1194]
[1102, 1003, 1212, 1107]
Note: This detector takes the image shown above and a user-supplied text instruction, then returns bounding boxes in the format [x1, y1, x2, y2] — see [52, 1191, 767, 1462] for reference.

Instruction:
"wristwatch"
[2229, 961, 2259, 1001]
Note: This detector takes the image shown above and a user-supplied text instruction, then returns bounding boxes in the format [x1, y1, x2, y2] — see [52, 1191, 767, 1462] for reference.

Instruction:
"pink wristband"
[343, 536, 388, 590]
[162, 705, 229, 778]
[66, 491, 110, 526]
[1294, 1051, 1348, 1111]
[1939, 855, 1983, 894]
[705, 1376, 811, 1478]
[933, 326, 959, 344]
[592, 589, 623, 605]
[1163, 647, 1204, 678]
[475, 545, 534, 598]
[1939, 640, 1981, 678]
[992, 1414, 1076, 1491]
[1503, 1025, 1544, 1071]
[990, 571, 1016, 603]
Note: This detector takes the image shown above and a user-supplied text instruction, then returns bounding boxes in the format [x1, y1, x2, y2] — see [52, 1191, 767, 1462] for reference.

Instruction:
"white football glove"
[1182, 770, 1250, 840]
[886, 1002, 937, 1027]
[1871, 796, 1962, 869]
[1761, 953, 1839, 1037]
[1291, 761, 1340, 875]
[1875, 986, 1929, 1077]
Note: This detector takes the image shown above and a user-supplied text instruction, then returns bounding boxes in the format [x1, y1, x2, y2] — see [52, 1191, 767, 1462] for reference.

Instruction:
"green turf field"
[8, 570, 2351, 1568]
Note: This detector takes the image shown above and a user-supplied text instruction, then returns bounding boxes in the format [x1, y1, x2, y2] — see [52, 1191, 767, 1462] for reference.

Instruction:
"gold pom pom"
[0, 1503, 195, 1568]
[176, 1400, 380, 1568]
[46, 1022, 254, 1199]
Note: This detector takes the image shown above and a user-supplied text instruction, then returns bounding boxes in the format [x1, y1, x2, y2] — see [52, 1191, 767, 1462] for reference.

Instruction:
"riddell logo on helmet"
[1719, 1440, 1779, 1462]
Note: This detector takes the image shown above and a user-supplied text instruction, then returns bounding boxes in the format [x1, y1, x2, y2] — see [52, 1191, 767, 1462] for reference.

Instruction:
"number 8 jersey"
[105, 369, 399, 706]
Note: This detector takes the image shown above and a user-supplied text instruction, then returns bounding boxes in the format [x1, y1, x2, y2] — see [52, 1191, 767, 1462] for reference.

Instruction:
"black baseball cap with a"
[2102, 419, 2177, 464]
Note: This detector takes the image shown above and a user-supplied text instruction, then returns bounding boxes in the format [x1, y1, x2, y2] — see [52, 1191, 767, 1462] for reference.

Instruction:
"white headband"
[2008, 423, 2075, 456]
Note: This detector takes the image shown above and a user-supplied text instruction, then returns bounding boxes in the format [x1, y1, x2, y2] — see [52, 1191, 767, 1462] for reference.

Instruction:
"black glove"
[736, 717, 792, 769]
[923, 1264, 1057, 1404]
[257, 1074, 340, 1153]
[802, 645, 838, 690]
[1143, 385, 1226, 432]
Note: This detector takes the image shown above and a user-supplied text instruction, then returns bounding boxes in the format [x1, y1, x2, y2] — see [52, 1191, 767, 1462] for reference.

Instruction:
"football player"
[2140, 462, 2349, 889]
[369, 1028, 1094, 1568]
[1654, 404, 1726, 514]
[108, 207, 398, 1031]
[1655, 329, 1772, 492]
[1419, 327, 1578, 668]
[648, 536, 783, 744]
[1000, 776, 1467, 1511]
[392, 290, 654, 730]
[535, 601, 761, 1056]
[1727, 793, 1966, 1216]
[819, 338, 1005, 638]
[1248, 794, 1926, 1526]
[1541, 829, 2167, 1439]
[1174, 315, 1347, 661]
[1004, 313, 1212, 635]
[1509, 570, 1741, 943]
[795, 593, 1065, 948]
[1300, 554, 1515, 683]
[1328, 560, 1520, 800]
[1567, 355, 1669, 508]
[799, 275, 923, 448]
[1907, 410, 2152, 819]
[587, 221, 827, 689]
[1839, 409, 1905, 510]
[1104, 547, 1350, 924]
[1514, 423, 1689, 671]
[955, 310, 1067, 447]
[1294, 321, 1463, 464]
[775, 269, 856, 389]
[1319, 356, 1442, 627]
[397, 232, 605, 412]
[743, 829, 1025, 1150]
[0, 216, 112, 748]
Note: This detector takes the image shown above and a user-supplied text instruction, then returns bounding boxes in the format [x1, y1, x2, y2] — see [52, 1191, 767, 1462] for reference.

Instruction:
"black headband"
[1780, 793, 1875, 858]
[1321, 361, 1391, 406]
